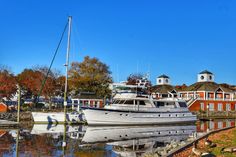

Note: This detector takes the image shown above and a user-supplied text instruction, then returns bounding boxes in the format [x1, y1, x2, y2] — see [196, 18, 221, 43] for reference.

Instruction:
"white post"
[17, 85, 21, 123]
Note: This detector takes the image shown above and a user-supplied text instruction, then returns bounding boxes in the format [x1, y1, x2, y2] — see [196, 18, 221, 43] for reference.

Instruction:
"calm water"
[0, 120, 235, 157]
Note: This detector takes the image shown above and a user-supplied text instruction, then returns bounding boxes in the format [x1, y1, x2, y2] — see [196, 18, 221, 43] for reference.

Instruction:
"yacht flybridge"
[82, 92, 197, 125]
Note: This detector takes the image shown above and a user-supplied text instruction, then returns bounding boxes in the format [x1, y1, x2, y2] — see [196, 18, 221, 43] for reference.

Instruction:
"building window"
[200, 123, 204, 131]
[159, 79, 161, 83]
[218, 122, 223, 129]
[84, 101, 89, 106]
[226, 120, 231, 127]
[209, 103, 214, 111]
[201, 75, 204, 80]
[209, 121, 214, 129]
[73, 100, 78, 104]
[226, 104, 231, 111]
[200, 103, 204, 110]
[165, 79, 168, 83]
[218, 103, 223, 111]
[209, 75, 212, 80]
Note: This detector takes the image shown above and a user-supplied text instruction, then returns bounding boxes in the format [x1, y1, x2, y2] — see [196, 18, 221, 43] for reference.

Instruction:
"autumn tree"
[0, 66, 17, 101]
[69, 56, 112, 98]
[127, 73, 144, 85]
[54, 76, 65, 97]
[127, 73, 151, 87]
[32, 66, 59, 100]
[17, 67, 59, 102]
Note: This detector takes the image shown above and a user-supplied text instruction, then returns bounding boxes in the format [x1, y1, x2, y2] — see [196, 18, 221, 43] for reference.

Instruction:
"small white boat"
[31, 112, 82, 124]
[32, 17, 86, 124]
[30, 124, 87, 140]
[82, 92, 197, 125]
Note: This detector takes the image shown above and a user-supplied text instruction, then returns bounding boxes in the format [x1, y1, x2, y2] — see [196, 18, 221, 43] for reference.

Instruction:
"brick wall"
[189, 100, 236, 112]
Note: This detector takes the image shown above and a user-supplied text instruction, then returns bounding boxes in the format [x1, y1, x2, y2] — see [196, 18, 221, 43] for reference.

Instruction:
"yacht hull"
[82, 107, 197, 125]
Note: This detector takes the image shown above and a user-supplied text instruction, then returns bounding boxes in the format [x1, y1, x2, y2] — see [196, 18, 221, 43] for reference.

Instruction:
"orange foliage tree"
[17, 67, 58, 102]
[0, 68, 17, 101]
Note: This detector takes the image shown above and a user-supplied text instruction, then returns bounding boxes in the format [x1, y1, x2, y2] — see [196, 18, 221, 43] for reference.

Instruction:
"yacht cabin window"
[154, 101, 176, 108]
[135, 100, 146, 105]
[124, 100, 134, 105]
[112, 99, 146, 105]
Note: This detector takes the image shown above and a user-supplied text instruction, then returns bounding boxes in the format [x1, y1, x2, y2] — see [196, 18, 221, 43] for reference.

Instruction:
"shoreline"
[172, 126, 236, 157]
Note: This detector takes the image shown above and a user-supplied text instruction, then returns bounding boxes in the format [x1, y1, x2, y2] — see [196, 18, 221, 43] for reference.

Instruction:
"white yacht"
[82, 92, 197, 125]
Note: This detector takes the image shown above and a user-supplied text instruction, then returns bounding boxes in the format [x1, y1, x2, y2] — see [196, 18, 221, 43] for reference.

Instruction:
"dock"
[0, 120, 19, 128]
[197, 111, 236, 120]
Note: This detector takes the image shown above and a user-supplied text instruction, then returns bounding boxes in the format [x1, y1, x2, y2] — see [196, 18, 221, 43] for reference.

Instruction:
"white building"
[197, 70, 214, 82]
[156, 74, 171, 85]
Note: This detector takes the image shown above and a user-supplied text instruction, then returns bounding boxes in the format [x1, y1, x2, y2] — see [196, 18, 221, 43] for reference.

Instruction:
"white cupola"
[156, 74, 170, 85]
[197, 70, 214, 82]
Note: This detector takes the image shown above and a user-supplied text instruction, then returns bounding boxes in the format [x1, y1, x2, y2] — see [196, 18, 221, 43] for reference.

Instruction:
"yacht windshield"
[179, 102, 187, 107]
[112, 99, 134, 105]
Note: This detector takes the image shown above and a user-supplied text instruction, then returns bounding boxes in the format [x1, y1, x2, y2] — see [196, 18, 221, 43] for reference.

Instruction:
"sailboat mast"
[64, 16, 72, 121]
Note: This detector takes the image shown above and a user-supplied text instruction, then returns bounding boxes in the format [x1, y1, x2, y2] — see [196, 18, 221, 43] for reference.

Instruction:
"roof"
[182, 82, 234, 92]
[157, 74, 169, 79]
[72, 92, 103, 99]
[199, 70, 213, 75]
[218, 84, 235, 93]
[150, 85, 176, 94]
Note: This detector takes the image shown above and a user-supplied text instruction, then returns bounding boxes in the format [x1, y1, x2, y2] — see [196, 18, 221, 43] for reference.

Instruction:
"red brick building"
[71, 92, 103, 109]
[178, 70, 236, 112]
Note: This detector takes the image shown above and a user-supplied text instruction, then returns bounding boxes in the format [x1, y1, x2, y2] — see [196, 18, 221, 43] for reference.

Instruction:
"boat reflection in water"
[81, 124, 196, 156]
[31, 123, 87, 140]
[0, 120, 236, 157]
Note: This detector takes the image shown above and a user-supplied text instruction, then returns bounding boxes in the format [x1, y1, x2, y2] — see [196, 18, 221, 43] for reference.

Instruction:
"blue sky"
[1, 0, 236, 85]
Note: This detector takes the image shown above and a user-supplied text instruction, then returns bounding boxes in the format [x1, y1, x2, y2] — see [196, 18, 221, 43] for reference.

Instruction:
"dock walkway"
[0, 120, 18, 128]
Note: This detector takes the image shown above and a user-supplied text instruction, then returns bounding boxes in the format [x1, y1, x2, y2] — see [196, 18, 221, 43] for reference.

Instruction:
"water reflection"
[0, 119, 235, 157]
[81, 124, 196, 156]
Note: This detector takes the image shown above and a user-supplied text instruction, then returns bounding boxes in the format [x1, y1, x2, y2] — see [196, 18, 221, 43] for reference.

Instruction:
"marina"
[1, 1, 236, 156]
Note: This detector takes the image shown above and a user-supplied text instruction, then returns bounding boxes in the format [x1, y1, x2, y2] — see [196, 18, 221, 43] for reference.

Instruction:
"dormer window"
[198, 70, 214, 82]
[209, 75, 212, 80]
[156, 74, 170, 85]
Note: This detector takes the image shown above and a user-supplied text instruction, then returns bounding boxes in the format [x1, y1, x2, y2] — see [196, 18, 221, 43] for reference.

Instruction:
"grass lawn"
[204, 128, 236, 157]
